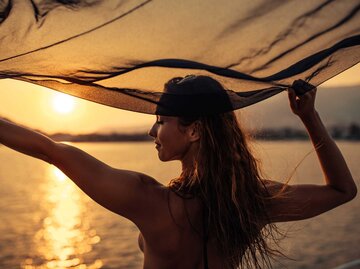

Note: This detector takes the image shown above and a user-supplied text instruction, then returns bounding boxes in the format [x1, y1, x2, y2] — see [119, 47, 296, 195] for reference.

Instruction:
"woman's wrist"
[300, 110, 332, 145]
[299, 110, 319, 125]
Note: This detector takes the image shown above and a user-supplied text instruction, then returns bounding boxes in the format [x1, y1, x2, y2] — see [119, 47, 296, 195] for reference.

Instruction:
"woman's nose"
[148, 123, 157, 138]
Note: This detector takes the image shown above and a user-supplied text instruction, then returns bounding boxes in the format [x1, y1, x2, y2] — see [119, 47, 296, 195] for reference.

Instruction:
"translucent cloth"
[1, 0, 359, 115]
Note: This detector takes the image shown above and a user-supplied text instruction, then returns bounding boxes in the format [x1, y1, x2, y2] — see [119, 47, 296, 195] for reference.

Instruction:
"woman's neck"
[181, 142, 199, 172]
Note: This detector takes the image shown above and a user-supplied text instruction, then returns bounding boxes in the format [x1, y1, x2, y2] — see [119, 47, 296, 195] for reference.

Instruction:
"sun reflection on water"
[22, 166, 103, 269]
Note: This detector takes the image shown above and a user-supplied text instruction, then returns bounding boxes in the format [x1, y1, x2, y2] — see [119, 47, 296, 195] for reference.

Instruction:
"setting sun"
[52, 93, 76, 114]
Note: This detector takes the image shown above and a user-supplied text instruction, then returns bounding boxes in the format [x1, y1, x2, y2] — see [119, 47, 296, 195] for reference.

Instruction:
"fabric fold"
[0, 0, 359, 115]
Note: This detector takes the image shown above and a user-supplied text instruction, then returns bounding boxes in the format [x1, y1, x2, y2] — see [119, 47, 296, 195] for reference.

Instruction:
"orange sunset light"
[52, 92, 76, 114]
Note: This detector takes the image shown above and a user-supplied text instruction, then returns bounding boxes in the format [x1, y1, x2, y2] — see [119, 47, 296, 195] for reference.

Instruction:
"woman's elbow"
[341, 181, 358, 203]
[347, 184, 357, 201]
[332, 176, 358, 203]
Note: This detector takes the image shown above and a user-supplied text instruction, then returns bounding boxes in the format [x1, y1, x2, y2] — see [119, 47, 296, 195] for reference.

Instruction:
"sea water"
[0, 141, 359, 269]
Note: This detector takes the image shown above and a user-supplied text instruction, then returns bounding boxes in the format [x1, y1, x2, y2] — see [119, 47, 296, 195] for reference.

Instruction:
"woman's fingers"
[288, 83, 317, 117]
[310, 87, 317, 97]
[302, 87, 317, 104]
[302, 92, 311, 100]
[292, 79, 316, 96]
[288, 88, 298, 113]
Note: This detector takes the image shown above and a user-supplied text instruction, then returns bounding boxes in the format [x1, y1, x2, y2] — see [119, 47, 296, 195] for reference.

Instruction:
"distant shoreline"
[1, 117, 359, 142]
[47, 124, 360, 142]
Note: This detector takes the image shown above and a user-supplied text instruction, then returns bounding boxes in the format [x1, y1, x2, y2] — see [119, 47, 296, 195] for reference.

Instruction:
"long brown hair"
[166, 76, 284, 269]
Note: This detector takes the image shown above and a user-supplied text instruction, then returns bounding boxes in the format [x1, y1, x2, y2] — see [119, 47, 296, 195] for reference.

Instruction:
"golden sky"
[0, 64, 358, 134]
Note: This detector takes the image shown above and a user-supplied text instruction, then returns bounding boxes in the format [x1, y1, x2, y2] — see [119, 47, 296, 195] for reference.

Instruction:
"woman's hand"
[288, 80, 317, 121]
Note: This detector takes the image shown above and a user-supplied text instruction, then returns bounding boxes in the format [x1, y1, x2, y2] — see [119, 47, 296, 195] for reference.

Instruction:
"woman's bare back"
[137, 187, 225, 269]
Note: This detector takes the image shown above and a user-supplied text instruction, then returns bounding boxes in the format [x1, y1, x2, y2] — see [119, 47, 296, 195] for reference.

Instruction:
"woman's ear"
[187, 121, 201, 142]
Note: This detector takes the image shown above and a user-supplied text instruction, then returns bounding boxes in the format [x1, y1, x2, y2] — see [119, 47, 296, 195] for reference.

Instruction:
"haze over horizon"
[241, 84, 360, 132]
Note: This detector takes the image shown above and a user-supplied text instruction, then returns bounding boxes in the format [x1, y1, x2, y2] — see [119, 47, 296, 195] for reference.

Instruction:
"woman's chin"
[157, 152, 166, 162]
[158, 153, 176, 162]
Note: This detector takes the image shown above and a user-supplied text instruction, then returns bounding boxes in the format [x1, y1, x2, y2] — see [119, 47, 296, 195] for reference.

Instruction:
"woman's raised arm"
[0, 118, 166, 228]
[266, 82, 357, 222]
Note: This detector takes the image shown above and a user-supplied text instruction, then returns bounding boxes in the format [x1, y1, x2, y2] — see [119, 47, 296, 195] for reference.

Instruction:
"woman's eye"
[155, 116, 165, 124]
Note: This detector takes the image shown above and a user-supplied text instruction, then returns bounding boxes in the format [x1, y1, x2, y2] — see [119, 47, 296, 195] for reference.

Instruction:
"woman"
[0, 76, 357, 269]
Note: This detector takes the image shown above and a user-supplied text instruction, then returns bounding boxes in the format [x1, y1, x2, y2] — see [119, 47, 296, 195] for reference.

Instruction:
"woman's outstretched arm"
[0, 118, 166, 229]
[0, 118, 54, 162]
[266, 83, 357, 222]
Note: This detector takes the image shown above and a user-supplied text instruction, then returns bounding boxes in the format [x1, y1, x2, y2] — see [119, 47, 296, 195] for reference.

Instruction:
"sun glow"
[51, 166, 68, 182]
[52, 93, 76, 114]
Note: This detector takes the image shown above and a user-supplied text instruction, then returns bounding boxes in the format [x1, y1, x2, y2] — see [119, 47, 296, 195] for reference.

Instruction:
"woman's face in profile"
[148, 116, 193, 162]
